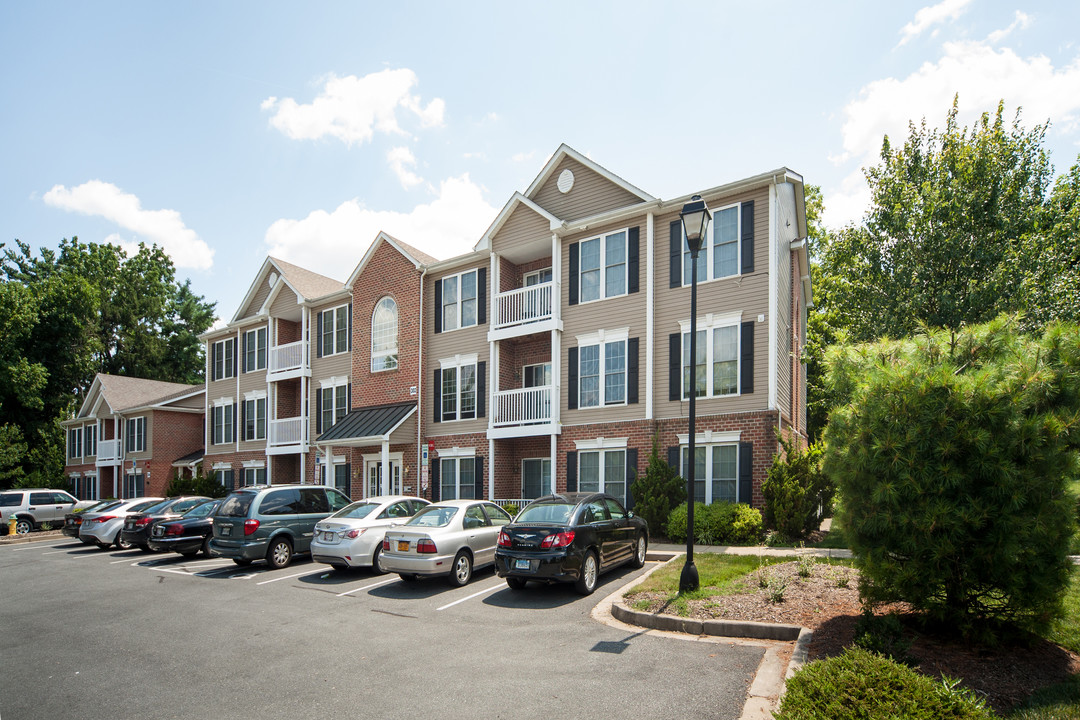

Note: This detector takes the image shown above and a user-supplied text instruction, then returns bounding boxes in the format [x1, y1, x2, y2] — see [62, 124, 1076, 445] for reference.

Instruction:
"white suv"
[0, 489, 93, 535]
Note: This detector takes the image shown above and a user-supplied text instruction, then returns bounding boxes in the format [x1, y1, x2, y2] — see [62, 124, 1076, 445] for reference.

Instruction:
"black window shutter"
[211, 343, 218, 380]
[625, 448, 638, 511]
[567, 347, 578, 410]
[232, 341, 238, 377]
[434, 279, 443, 333]
[240, 333, 248, 374]
[347, 303, 353, 351]
[137, 474, 145, 497]
[628, 227, 639, 294]
[741, 200, 755, 275]
[225, 470, 235, 492]
[347, 383, 353, 412]
[568, 242, 579, 306]
[667, 447, 679, 473]
[477, 268, 487, 325]
[566, 452, 577, 492]
[231, 403, 237, 442]
[740, 321, 755, 394]
[739, 442, 753, 504]
[669, 220, 683, 288]
[316, 311, 323, 358]
[316, 390, 323, 434]
[627, 337, 639, 404]
[238, 401, 245, 441]
[474, 456, 485, 500]
[476, 362, 486, 418]
[433, 369, 442, 423]
[668, 333, 681, 401]
[431, 460, 440, 502]
[344, 463, 351, 497]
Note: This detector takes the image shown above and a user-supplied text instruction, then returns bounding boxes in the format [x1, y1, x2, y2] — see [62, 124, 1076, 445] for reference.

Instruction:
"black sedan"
[147, 499, 222, 557]
[63, 500, 123, 539]
[120, 496, 211, 551]
[494, 492, 648, 595]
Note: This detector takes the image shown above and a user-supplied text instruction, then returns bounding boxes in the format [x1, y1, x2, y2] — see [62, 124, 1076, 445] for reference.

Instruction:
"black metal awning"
[315, 402, 416, 445]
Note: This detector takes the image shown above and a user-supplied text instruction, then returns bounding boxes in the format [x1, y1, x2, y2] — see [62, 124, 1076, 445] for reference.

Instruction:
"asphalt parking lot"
[0, 538, 764, 720]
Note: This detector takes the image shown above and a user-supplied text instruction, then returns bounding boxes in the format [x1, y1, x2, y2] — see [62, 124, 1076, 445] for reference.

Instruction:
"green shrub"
[165, 473, 228, 498]
[763, 432, 833, 539]
[775, 647, 994, 720]
[667, 502, 763, 545]
[853, 612, 915, 666]
[629, 433, 685, 538]
[502, 503, 519, 518]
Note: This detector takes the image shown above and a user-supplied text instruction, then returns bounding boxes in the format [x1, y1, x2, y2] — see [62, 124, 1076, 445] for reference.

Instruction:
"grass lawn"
[1008, 569, 1080, 717]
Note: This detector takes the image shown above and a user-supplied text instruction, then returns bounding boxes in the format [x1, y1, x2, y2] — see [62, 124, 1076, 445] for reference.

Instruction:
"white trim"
[370, 295, 399, 373]
[646, 211, 654, 421]
[319, 302, 351, 357]
[213, 397, 234, 407]
[319, 376, 349, 389]
[574, 327, 629, 347]
[242, 460, 266, 469]
[676, 430, 741, 444]
[475, 193, 561, 253]
[435, 446, 476, 458]
[677, 311, 743, 334]
[362, 451, 404, 463]
[575, 227, 631, 304]
[768, 184, 778, 411]
[573, 436, 628, 450]
[438, 354, 479, 370]
[243, 390, 267, 401]
[437, 267, 481, 332]
[678, 200, 743, 287]
[523, 144, 656, 206]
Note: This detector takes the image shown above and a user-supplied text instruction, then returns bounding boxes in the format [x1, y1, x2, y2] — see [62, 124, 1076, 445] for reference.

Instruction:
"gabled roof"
[229, 256, 346, 325]
[346, 232, 439, 288]
[75, 374, 203, 419]
[524, 144, 656, 204]
[473, 192, 561, 253]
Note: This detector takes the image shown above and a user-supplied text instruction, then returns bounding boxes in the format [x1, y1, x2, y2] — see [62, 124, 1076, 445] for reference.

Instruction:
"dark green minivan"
[209, 484, 351, 568]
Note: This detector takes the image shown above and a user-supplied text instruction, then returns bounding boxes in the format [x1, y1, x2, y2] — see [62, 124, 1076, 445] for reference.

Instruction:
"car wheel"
[506, 576, 528, 591]
[201, 537, 211, 556]
[266, 538, 293, 569]
[115, 533, 134, 550]
[14, 518, 33, 535]
[448, 550, 473, 587]
[399, 573, 419, 583]
[575, 550, 599, 595]
[371, 544, 387, 575]
[233, 558, 253, 566]
[631, 533, 648, 569]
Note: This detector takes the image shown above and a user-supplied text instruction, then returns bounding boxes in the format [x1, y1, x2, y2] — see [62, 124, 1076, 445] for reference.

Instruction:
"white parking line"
[256, 569, 314, 585]
[336, 576, 398, 597]
[436, 581, 504, 611]
[41, 547, 98, 555]
[10, 542, 75, 551]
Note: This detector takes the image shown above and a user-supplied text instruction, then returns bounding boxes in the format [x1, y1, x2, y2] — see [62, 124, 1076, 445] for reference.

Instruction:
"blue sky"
[3, 1, 1079, 323]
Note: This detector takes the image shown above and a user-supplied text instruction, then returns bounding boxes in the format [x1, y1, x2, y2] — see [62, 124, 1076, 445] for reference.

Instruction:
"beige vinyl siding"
[167, 393, 205, 411]
[560, 219, 647, 426]
[774, 183, 801, 422]
[123, 410, 154, 462]
[269, 286, 300, 317]
[653, 188, 772, 420]
[532, 157, 644, 223]
[237, 365, 268, 451]
[237, 278, 273, 321]
[424, 266, 490, 437]
[490, 203, 551, 257]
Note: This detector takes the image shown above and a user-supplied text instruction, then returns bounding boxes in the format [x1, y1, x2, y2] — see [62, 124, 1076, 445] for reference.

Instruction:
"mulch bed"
[630, 560, 1080, 713]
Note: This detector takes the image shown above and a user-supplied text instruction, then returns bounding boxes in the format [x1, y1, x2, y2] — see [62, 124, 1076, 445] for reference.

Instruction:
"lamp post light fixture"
[678, 194, 712, 593]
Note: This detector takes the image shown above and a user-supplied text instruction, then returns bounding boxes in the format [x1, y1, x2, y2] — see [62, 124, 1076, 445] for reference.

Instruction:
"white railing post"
[494, 282, 554, 330]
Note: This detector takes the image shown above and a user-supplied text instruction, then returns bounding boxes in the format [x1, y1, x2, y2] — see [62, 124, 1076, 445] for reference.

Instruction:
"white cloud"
[987, 11, 1031, 44]
[43, 180, 213, 270]
[387, 146, 423, 189]
[261, 69, 445, 146]
[824, 40, 1080, 228]
[898, 0, 973, 47]
[511, 150, 536, 163]
[264, 174, 497, 279]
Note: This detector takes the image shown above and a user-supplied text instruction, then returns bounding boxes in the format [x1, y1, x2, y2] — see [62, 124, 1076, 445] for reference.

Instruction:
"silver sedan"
[78, 497, 164, 549]
[310, 495, 430, 572]
[381, 500, 512, 586]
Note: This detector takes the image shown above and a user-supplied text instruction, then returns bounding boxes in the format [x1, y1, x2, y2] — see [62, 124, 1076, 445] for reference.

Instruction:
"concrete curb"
[0, 530, 66, 546]
[611, 602, 803, 641]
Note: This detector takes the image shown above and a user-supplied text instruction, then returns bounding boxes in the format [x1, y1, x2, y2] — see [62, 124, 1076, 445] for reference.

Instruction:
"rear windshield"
[183, 500, 219, 518]
[406, 506, 458, 528]
[0, 493, 22, 507]
[96, 501, 124, 512]
[331, 501, 379, 520]
[218, 493, 255, 518]
[139, 499, 171, 514]
[514, 502, 574, 525]
[130, 500, 164, 513]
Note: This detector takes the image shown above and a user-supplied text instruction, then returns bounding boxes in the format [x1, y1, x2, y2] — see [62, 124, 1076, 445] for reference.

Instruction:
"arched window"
[371, 297, 398, 371]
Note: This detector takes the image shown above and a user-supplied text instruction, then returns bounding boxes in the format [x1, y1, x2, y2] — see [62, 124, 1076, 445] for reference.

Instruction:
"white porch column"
[550, 433, 558, 495]
[381, 440, 390, 496]
[488, 437, 495, 501]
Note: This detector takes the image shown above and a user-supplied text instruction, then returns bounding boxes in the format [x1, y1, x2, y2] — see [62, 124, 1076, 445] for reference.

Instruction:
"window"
[126, 417, 146, 453]
[333, 464, 349, 496]
[243, 467, 266, 486]
[319, 382, 348, 432]
[214, 468, 235, 491]
[440, 269, 478, 331]
[122, 473, 144, 499]
[578, 450, 627, 505]
[371, 297, 398, 372]
[579, 339, 626, 408]
[681, 444, 738, 504]
[523, 363, 551, 388]
[243, 396, 266, 441]
[320, 304, 349, 356]
[522, 458, 551, 500]
[212, 338, 236, 381]
[524, 268, 552, 286]
[212, 404, 234, 445]
[68, 427, 82, 460]
[682, 204, 740, 284]
[440, 457, 477, 500]
[682, 321, 740, 399]
[441, 362, 477, 422]
[579, 230, 627, 302]
[75, 475, 98, 501]
[243, 327, 267, 372]
[83, 425, 96, 457]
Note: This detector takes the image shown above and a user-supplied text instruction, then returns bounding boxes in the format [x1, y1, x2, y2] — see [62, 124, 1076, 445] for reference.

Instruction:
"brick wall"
[146, 411, 206, 496]
[497, 335, 552, 391]
[276, 378, 301, 418]
[276, 318, 300, 345]
[424, 431, 488, 502]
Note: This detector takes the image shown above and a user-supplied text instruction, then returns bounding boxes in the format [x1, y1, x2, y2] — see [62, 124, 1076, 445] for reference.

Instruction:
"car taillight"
[135, 517, 153, 528]
[243, 519, 260, 536]
[92, 515, 116, 523]
[540, 531, 575, 548]
[382, 538, 390, 550]
[165, 524, 185, 536]
[498, 531, 511, 547]
[417, 539, 437, 554]
[345, 528, 365, 539]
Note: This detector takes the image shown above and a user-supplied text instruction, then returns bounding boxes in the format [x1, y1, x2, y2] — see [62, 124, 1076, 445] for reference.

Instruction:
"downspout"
[417, 264, 426, 500]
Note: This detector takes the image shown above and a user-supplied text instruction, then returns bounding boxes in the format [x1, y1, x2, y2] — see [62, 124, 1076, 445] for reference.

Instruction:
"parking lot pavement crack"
[371, 608, 419, 619]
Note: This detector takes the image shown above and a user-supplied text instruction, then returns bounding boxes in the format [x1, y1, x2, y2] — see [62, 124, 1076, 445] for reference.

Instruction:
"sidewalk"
[648, 542, 852, 561]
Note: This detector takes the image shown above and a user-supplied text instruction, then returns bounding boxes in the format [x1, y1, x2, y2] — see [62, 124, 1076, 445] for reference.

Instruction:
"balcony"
[269, 417, 304, 451]
[489, 282, 561, 341]
[492, 385, 554, 429]
[268, 340, 309, 380]
[96, 439, 122, 466]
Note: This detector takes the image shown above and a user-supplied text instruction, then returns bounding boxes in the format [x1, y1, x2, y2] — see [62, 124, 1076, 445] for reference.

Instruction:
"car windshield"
[130, 500, 164, 513]
[405, 506, 458, 528]
[514, 502, 574, 525]
[218, 493, 254, 517]
[183, 501, 219, 518]
[331, 501, 379, 520]
[0, 493, 21, 507]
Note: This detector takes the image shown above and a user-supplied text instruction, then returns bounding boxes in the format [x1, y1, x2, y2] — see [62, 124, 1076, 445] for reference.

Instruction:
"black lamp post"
[678, 194, 712, 593]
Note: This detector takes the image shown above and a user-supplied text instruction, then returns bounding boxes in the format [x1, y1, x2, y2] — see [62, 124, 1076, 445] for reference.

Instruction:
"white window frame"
[681, 202, 741, 285]
[439, 354, 478, 422]
[212, 463, 234, 489]
[680, 313, 742, 400]
[211, 400, 233, 446]
[126, 416, 146, 453]
[578, 228, 629, 303]
[574, 437, 629, 505]
[371, 296, 398, 372]
[243, 392, 267, 442]
[363, 452, 403, 497]
[321, 304, 350, 357]
[437, 447, 478, 501]
[242, 460, 267, 486]
[521, 457, 551, 499]
[212, 338, 236, 381]
[524, 267, 553, 286]
[677, 431, 742, 504]
[84, 424, 96, 457]
[68, 427, 82, 460]
[243, 327, 267, 372]
[78, 473, 98, 501]
[319, 377, 349, 431]
[440, 269, 479, 332]
[576, 328, 629, 409]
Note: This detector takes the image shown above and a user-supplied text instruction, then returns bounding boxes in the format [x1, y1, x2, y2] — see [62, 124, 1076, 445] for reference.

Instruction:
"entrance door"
[366, 460, 401, 497]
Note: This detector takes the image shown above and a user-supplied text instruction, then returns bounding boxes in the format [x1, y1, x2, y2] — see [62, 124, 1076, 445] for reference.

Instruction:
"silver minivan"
[208, 484, 351, 568]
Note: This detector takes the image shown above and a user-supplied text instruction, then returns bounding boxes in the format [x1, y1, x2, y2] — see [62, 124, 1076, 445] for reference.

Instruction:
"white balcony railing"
[269, 417, 303, 447]
[494, 282, 553, 330]
[96, 439, 121, 462]
[493, 386, 552, 427]
[269, 340, 305, 374]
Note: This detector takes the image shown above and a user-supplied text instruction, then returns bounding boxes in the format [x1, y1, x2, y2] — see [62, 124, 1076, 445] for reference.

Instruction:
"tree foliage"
[629, 432, 686, 538]
[762, 433, 834, 539]
[824, 316, 1079, 636]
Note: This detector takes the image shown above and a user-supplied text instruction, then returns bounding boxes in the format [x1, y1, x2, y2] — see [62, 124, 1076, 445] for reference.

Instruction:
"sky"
[3, 1, 1079, 324]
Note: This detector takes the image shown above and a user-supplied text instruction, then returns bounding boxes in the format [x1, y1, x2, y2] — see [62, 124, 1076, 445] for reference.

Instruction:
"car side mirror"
[627, 511, 634, 519]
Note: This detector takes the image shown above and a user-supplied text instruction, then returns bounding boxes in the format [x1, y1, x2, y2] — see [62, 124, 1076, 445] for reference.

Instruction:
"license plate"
[397, 540, 409, 552]
[221, 525, 231, 536]
[323, 532, 335, 542]
[514, 559, 531, 571]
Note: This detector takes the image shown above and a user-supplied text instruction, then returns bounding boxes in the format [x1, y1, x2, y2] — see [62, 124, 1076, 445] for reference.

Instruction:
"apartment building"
[198, 144, 810, 511]
[62, 374, 205, 499]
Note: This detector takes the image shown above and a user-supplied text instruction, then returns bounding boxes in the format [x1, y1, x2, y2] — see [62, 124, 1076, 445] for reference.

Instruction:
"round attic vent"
[557, 168, 574, 194]
[268, 272, 278, 287]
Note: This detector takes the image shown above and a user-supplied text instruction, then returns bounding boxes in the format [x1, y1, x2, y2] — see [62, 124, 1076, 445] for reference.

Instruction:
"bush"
[825, 317, 1080, 637]
[502, 503, 519, 518]
[165, 473, 228, 498]
[630, 433, 685, 538]
[666, 502, 763, 545]
[775, 647, 994, 720]
[762, 432, 833, 539]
